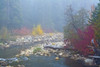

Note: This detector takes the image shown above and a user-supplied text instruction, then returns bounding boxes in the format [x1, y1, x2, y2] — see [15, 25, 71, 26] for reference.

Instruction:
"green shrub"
[33, 47, 42, 53]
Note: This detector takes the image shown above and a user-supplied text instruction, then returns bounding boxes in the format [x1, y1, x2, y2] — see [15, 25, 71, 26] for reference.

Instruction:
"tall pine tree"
[91, 0, 100, 40]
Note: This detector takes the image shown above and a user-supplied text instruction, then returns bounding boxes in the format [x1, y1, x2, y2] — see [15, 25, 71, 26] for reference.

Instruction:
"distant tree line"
[0, 0, 22, 30]
[0, 0, 22, 43]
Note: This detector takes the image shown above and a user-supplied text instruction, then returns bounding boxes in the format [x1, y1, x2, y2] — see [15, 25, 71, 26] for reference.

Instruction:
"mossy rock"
[33, 47, 42, 53]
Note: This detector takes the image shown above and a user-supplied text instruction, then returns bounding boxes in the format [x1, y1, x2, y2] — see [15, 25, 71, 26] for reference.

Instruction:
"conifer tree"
[91, 0, 100, 40]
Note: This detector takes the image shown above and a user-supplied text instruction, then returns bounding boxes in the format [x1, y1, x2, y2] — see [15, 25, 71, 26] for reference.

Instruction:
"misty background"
[0, 0, 99, 32]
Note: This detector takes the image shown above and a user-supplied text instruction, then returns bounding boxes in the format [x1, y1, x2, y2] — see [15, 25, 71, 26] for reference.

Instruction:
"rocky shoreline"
[0, 33, 99, 67]
[14, 43, 98, 67]
[0, 43, 98, 67]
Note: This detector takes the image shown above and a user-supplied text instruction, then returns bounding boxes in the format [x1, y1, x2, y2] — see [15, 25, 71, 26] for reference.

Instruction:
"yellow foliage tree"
[32, 27, 37, 36]
[36, 25, 43, 35]
[32, 25, 44, 36]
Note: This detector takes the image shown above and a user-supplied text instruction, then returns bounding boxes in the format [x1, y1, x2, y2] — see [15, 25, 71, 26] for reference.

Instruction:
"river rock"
[40, 53, 43, 56]
[16, 55, 20, 57]
[84, 58, 94, 65]
[44, 54, 47, 56]
[62, 54, 69, 58]
[55, 57, 60, 60]
[59, 53, 63, 56]
[6, 65, 13, 67]
[18, 65, 25, 67]
[0, 61, 8, 66]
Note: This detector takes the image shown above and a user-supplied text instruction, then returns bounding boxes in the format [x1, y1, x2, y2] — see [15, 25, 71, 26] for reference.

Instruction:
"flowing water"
[0, 44, 69, 67]
[11, 55, 69, 67]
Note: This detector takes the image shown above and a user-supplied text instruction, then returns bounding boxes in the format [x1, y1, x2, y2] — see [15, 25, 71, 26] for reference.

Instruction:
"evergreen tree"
[91, 0, 100, 40]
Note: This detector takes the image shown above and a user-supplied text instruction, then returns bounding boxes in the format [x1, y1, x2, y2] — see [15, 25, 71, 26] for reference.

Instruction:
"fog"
[19, 0, 98, 31]
[0, 0, 99, 31]
[0, 0, 100, 67]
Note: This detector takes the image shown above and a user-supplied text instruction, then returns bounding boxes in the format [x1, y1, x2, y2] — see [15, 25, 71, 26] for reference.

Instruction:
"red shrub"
[74, 26, 95, 56]
[13, 27, 31, 35]
[65, 26, 95, 56]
